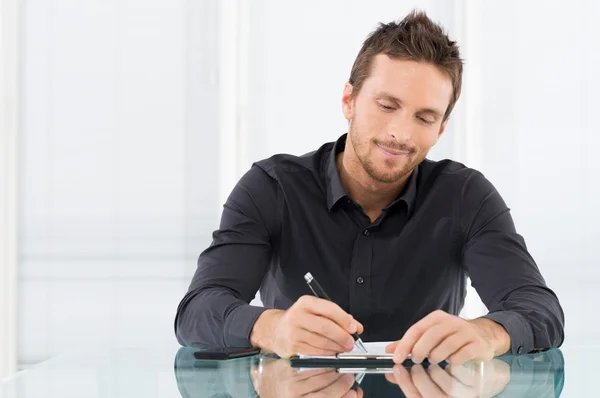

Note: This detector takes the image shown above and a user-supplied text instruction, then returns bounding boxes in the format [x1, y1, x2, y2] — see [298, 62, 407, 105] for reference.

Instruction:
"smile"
[376, 143, 410, 158]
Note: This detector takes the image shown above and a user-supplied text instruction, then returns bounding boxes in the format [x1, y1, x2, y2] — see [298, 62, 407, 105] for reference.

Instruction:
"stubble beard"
[348, 124, 417, 184]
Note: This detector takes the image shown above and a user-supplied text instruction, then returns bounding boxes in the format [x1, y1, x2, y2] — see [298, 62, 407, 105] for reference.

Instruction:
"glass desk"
[0, 345, 594, 397]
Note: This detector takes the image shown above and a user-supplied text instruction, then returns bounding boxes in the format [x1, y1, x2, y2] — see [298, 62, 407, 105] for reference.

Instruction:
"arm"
[174, 165, 278, 347]
[461, 171, 565, 355]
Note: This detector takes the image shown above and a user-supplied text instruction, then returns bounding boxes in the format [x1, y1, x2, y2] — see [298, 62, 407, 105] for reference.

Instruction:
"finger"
[301, 314, 356, 352]
[306, 373, 355, 398]
[297, 327, 351, 353]
[428, 364, 474, 398]
[341, 389, 358, 398]
[447, 342, 478, 366]
[294, 367, 335, 382]
[293, 341, 339, 357]
[391, 365, 422, 398]
[410, 365, 446, 398]
[299, 296, 364, 334]
[385, 372, 396, 384]
[410, 324, 459, 364]
[356, 387, 364, 398]
[392, 310, 447, 363]
[296, 370, 344, 395]
[386, 341, 399, 353]
[445, 362, 480, 387]
[428, 332, 470, 364]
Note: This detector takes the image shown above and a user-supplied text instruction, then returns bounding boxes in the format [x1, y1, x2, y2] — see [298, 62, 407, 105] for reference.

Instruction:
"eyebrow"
[376, 91, 444, 118]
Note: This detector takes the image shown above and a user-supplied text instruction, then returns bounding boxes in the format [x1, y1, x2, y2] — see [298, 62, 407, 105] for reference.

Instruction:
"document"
[298, 341, 395, 359]
[349, 341, 395, 355]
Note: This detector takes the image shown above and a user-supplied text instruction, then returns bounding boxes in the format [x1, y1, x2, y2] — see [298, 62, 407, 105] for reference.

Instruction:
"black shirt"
[175, 134, 564, 355]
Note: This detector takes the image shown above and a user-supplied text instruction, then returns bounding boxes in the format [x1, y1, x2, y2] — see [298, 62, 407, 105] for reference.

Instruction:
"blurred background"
[1, 0, 598, 385]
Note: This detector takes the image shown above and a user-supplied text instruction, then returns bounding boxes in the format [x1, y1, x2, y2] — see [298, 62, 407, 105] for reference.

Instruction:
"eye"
[378, 103, 396, 112]
[417, 116, 435, 125]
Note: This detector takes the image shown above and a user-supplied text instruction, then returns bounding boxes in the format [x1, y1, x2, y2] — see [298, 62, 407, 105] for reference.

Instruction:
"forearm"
[175, 287, 269, 347]
[249, 309, 285, 352]
[469, 317, 511, 357]
[461, 173, 565, 355]
[483, 285, 564, 355]
[175, 166, 278, 348]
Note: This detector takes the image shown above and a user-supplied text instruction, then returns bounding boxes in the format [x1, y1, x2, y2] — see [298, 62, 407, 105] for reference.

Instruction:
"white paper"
[349, 341, 395, 355]
[298, 341, 395, 359]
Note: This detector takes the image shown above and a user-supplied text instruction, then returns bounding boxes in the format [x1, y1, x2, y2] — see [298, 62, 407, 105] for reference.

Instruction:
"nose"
[388, 118, 413, 143]
[389, 132, 410, 142]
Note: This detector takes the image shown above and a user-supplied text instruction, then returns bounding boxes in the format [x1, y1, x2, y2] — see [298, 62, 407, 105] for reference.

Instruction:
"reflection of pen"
[304, 272, 368, 354]
[351, 372, 366, 390]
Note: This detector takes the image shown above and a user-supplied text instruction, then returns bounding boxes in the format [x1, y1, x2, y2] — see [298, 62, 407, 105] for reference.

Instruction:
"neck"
[336, 149, 411, 221]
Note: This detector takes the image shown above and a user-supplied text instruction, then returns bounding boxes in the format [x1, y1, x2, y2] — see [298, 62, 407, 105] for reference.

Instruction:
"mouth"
[375, 143, 410, 158]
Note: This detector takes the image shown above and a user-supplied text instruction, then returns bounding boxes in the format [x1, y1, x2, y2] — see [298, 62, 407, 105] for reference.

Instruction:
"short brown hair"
[348, 10, 463, 121]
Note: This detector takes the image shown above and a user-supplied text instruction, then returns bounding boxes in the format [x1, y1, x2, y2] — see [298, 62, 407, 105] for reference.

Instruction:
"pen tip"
[356, 339, 368, 354]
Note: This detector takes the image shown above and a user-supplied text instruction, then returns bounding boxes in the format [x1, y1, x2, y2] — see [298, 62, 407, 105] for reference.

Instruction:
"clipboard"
[290, 353, 447, 373]
[290, 353, 443, 369]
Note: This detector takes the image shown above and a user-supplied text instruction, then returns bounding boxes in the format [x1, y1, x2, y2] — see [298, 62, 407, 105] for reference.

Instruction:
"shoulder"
[234, 140, 333, 204]
[417, 159, 503, 210]
[419, 158, 493, 191]
[418, 158, 478, 190]
[253, 141, 334, 181]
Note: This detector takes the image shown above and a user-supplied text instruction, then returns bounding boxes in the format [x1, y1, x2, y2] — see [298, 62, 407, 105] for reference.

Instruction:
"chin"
[368, 168, 407, 184]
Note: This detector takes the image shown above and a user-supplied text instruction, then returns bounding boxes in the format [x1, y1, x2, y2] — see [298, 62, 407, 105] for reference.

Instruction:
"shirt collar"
[325, 133, 419, 216]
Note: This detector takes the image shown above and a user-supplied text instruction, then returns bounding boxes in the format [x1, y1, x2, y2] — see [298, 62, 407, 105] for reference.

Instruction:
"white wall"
[0, 0, 19, 380]
[18, 0, 220, 365]
[478, 0, 600, 345]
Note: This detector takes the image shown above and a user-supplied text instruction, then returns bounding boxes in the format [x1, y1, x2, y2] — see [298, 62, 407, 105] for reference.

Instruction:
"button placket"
[348, 226, 374, 325]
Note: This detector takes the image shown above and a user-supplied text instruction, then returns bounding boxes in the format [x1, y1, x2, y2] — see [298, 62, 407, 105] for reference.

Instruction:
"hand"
[250, 295, 364, 358]
[251, 357, 364, 398]
[385, 359, 510, 398]
[385, 311, 510, 365]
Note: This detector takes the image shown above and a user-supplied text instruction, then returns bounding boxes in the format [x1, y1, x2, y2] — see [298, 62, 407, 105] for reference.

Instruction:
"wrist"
[249, 309, 284, 351]
[470, 317, 511, 357]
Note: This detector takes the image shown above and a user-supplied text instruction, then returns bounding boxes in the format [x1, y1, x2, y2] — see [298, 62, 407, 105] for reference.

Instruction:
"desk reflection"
[174, 348, 564, 397]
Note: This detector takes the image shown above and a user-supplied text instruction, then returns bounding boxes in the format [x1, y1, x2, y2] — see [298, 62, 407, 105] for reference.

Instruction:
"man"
[175, 10, 564, 366]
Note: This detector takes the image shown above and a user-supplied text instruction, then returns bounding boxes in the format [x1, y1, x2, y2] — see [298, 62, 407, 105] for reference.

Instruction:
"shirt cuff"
[482, 310, 534, 355]
[223, 304, 270, 347]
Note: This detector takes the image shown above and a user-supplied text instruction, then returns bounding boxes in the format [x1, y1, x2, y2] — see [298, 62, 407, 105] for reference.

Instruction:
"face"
[342, 54, 453, 184]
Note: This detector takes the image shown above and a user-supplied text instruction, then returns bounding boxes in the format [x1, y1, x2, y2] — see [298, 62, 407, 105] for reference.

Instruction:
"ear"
[438, 117, 450, 139]
[341, 82, 355, 122]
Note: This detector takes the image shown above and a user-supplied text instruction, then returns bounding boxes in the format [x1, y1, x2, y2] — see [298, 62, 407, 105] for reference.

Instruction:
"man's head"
[342, 10, 463, 184]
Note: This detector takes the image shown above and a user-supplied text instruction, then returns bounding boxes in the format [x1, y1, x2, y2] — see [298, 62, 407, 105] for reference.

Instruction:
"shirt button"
[356, 277, 364, 284]
[363, 229, 370, 236]
[517, 346, 524, 354]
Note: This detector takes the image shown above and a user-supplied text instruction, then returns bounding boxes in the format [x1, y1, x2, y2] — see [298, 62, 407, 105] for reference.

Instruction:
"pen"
[304, 272, 368, 354]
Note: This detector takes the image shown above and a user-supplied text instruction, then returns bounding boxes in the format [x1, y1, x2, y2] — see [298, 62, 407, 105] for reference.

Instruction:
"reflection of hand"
[385, 359, 510, 398]
[250, 357, 364, 398]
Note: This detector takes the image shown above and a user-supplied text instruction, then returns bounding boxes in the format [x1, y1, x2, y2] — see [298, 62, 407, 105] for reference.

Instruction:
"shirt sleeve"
[174, 165, 278, 347]
[460, 170, 565, 355]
